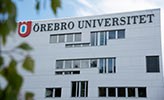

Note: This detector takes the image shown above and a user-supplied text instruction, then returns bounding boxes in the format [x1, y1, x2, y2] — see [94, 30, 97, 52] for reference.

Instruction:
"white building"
[17, 8, 164, 100]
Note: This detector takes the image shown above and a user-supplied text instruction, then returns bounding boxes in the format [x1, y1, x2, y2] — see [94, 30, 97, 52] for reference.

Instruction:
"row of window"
[56, 56, 159, 73]
[91, 29, 125, 46]
[99, 87, 146, 98]
[65, 43, 90, 48]
[50, 33, 82, 43]
[45, 85, 147, 98]
[45, 88, 62, 98]
[55, 71, 80, 75]
[56, 57, 116, 74]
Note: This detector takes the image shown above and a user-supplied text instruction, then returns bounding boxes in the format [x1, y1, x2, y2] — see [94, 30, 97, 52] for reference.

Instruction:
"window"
[50, 35, 57, 43]
[81, 59, 89, 68]
[99, 58, 106, 73]
[99, 58, 116, 73]
[65, 44, 73, 48]
[118, 30, 125, 39]
[100, 32, 107, 45]
[98, 87, 146, 98]
[58, 34, 65, 43]
[118, 88, 126, 97]
[56, 60, 63, 69]
[45, 88, 62, 98]
[90, 59, 97, 68]
[65, 60, 72, 69]
[73, 60, 80, 68]
[108, 58, 116, 73]
[109, 30, 116, 39]
[45, 88, 53, 97]
[99, 87, 106, 97]
[71, 81, 88, 97]
[138, 87, 146, 97]
[108, 88, 116, 97]
[146, 56, 160, 72]
[91, 32, 98, 46]
[55, 71, 63, 75]
[75, 33, 81, 42]
[67, 34, 73, 42]
[128, 88, 135, 97]
[55, 88, 62, 97]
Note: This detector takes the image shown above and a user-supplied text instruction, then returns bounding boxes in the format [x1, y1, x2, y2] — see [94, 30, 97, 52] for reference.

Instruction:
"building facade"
[18, 9, 164, 100]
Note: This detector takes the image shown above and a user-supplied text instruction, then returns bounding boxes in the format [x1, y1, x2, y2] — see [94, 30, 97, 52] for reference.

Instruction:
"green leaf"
[1, 59, 23, 100]
[0, 56, 4, 67]
[25, 92, 34, 100]
[17, 42, 33, 51]
[23, 56, 34, 73]
[51, 0, 61, 15]
[35, 0, 40, 11]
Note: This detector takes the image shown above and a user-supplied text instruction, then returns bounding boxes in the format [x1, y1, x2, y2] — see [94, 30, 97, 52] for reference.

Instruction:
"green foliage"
[0, 56, 3, 67]
[17, 42, 33, 51]
[23, 56, 34, 73]
[0, 0, 17, 45]
[0, 59, 23, 100]
[0, 0, 61, 100]
[51, 0, 61, 15]
[25, 92, 34, 100]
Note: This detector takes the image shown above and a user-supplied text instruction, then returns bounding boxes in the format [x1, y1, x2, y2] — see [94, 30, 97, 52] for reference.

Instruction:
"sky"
[13, 0, 164, 21]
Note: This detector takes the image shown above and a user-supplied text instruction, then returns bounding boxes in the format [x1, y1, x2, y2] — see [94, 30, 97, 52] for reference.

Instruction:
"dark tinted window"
[108, 88, 116, 97]
[138, 87, 147, 97]
[118, 88, 125, 97]
[146, 56, 160, 72]
[109, 31, 116, 39]
[99, 87, 106, 97]
[55, 88, 61, 97]
[128, 88, 135, 97]
[118, 30, 125, 39]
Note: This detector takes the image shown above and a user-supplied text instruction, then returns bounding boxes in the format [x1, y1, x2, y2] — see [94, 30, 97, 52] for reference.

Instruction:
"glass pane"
[146, 56, 160, 72]
[65, 44, 73, 48]
[71, 82, 76, 97]
[55, 71, 63, 75]
[118, 88, 126, 97]
[90, 59, 97, 68]
[138, 87, 146, 97]
[128, 88, 135, 97]
[75, 33, 81, 42]
[67, 34, 73, 42]
[64, 71, 71, 75]
[109, 31, 116, 39]
[59, 34, 65, 43]
[108, 58, 116, 73]
[118, 30, 125, 39]
[99, 87, 106, 97]
[99, 59, 106, 73]
[50, 35, 57, 43]
[65, 60, 72, 69]
[74, 44, 81, 47]
[55, 88, 61, 97]
[100, 32, 107, 45]
[73, 71, 80, 74]
[108, 88, 116, 97]
[80, 82, 85, 97]
[56, 60, 63, 69]
[73, 60, 80, 68]
[91, 33, 98, 46]
[81, 59, 89, 68]
[45, 88, 53, 97]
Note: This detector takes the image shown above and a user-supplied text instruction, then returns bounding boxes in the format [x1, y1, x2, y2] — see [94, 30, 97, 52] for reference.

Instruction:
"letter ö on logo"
[18, 21, 32, 37]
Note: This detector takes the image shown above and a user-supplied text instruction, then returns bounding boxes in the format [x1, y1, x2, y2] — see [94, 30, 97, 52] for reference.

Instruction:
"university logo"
[18, 21, 32, 37]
